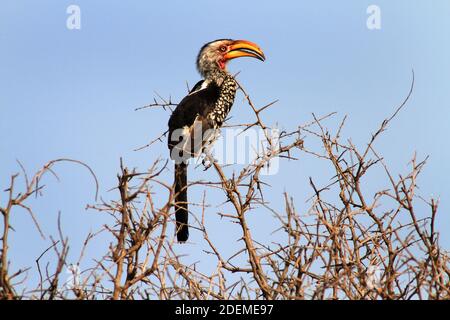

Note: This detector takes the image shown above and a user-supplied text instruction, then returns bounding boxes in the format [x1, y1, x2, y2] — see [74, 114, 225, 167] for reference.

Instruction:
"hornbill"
[168, 39, 265, 242]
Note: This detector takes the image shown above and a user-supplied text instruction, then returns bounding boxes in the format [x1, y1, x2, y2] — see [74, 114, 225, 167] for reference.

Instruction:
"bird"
[168, 39, 265, 242]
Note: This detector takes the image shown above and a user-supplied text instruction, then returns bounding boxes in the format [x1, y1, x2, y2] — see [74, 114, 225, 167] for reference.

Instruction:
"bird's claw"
[202, 158, 213, 171]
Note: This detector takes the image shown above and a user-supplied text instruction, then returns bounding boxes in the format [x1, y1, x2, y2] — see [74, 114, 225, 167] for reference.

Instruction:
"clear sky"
[1, 1, 450, 290]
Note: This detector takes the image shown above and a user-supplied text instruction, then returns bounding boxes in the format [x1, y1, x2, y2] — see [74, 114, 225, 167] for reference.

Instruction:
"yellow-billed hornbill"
[168, 39, 265, 242]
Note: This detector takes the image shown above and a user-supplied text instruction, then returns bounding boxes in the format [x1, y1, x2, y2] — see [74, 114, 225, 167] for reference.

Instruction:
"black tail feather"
[174, 162, 188, 242]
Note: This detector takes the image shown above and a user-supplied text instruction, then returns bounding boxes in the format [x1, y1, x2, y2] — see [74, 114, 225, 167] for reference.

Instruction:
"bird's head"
[196, 39, 265, 78]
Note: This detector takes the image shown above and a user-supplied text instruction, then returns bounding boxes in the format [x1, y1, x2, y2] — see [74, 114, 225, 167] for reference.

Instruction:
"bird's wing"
[189, 80, 206, 94]
[168, 81, 220, 159]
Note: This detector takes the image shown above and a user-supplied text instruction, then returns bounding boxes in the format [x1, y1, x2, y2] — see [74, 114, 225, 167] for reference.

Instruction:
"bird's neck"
[205, 68, 230, 87]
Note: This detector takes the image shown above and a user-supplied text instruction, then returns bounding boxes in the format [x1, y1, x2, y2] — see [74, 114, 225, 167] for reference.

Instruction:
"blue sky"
[1, 1, 450, 289]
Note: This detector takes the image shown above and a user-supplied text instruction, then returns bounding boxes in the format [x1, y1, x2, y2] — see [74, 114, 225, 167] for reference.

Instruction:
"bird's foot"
[199, 150, 218, 171]
[202, 157, 213, 171]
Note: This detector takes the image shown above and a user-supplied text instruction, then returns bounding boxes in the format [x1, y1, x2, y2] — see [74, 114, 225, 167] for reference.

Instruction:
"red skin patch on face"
[218, 59, 226, 70]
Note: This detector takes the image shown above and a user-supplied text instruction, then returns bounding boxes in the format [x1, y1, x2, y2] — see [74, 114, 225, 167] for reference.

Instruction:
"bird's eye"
[219, 46, 227, 52]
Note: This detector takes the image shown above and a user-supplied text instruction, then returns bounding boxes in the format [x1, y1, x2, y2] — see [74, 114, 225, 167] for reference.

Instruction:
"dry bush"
[1, 73, 449, 300]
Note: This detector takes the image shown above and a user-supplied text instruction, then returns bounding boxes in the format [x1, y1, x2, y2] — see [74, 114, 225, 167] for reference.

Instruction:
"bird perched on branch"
[167, 39, 265, 242]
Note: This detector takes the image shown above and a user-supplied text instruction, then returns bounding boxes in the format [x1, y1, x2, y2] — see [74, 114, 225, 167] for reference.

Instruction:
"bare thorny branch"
[1, 70, 449, 299]
[0, 159, 98, 300]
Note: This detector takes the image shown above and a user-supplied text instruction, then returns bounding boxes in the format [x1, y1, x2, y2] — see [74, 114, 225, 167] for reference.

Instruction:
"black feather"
[174, 162, 188, 242]
[168, 81, 220, 154]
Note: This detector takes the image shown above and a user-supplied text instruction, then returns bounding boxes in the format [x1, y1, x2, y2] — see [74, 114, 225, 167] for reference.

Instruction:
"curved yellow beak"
[224, 40, 266, 62]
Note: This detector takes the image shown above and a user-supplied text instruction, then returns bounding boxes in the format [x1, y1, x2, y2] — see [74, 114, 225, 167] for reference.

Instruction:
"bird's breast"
[207, 77, 237, 127]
